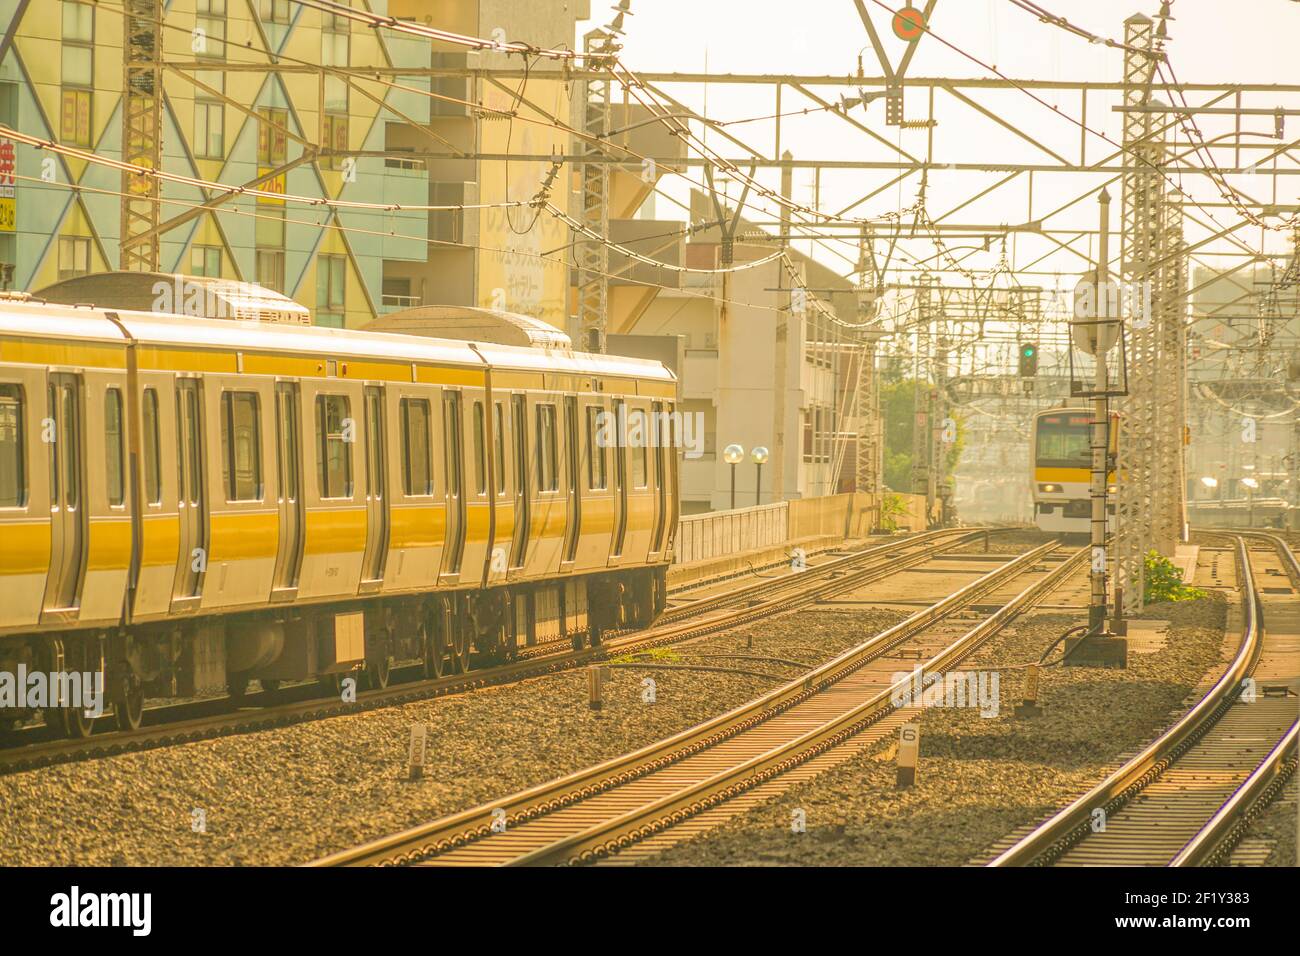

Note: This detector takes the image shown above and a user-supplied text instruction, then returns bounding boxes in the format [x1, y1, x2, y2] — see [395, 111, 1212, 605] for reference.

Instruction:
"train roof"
[0, 295, 675, 384]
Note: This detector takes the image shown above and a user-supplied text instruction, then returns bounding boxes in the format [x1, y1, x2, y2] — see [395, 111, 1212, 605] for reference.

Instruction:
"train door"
[509, 393, 529, 568]
[561, 395, 580, 566]
[610, 398, 628, 561]
[441, 390, 465, 577]
[43, 373, 85, 613]
[173, 378, 207, 604]
[649, 400, 667, 557]
[271, 382, 303, 596]
[361, 385, 389, 586]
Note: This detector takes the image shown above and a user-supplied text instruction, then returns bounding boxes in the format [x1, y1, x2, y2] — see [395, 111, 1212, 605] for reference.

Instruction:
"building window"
[322, 113, 348, 169]
[195, 0, 227, 60]
[315, 394, 352, 499]
[190, 244, 221, 278]
[255, 249, 285, 293]
[104, 388, 125, 506]
[259, 0, 291, 24]
[58, 236, 90, 281]
[399, 397, 432, 496]
[258, 107, 288, 166]
[61, 2, 93, 147]
[322, 5, 350, 113]
[220, 391, 262, 502]
[317, 254, 345, 310]
[194, 72, 225, 160]
[0, 384, 26, 509]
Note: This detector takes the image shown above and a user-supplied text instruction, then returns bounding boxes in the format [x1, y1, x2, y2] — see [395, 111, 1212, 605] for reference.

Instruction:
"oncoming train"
[0, 277, 679, 737]
[1031, 406, 1119, 535]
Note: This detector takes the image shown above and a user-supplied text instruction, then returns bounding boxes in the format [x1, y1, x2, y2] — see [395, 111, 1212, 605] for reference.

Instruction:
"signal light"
[1018, 343, 1039, 377]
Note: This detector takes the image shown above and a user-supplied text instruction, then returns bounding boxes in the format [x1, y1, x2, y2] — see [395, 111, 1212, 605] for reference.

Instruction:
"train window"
[585, 405, 607, 490]
[0, 384, 24, 508]
[62, 385, 79, 509]
[48, 386, 58, 505]
[142, 388, 162, 505]
[220, 391, 263, 502]
[315, 394, 353, 499]
[400, 397, 433, 496]
[472, 400, 487, 495]
[536, 403, 558, 492]
[493, 402, 506, 496]
[104, 388, 126, 507]
[630, 409, 649, 489]
[1035, 414, 1091, 469]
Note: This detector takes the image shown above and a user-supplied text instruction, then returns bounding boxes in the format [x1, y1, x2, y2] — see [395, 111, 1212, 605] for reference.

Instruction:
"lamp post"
[1242, 476, 1259, 528]
[751, 446, 769, 506]
[723, 444, 745, 510]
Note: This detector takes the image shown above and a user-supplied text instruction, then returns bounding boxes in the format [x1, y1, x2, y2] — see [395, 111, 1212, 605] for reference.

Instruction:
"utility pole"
[771, 153, 793, 503]
[1091, 188, 1114, 632]
[911, 276, 935, 523]
[1114, 13, 1162, 615]
[120, 0, 163, 272]
[576, 27, 618, 353]
[855, 227, 884, 495]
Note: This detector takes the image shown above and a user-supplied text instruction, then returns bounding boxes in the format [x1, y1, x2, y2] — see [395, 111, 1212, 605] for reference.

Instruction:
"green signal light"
[1022, 345, 1036, 356]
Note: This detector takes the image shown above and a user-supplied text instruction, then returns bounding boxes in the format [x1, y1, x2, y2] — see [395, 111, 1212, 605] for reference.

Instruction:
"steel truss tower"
[120, 0, 163, 272]
[575, 30, 616, 353]
[1115, 13, 1187, 613]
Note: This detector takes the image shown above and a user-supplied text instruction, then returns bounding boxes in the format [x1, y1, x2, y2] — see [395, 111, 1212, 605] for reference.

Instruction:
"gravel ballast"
[640, 593, 1231, 866]
[0, 607, 904, 866]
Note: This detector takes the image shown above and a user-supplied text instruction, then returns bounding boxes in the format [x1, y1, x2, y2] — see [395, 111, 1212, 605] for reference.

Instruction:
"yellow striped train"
[0, 275, 679, 737]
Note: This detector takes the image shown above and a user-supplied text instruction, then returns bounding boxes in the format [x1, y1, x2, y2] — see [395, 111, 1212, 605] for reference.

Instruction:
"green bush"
[1143, 549, 1206, 603]
[879, 492, 909, 532]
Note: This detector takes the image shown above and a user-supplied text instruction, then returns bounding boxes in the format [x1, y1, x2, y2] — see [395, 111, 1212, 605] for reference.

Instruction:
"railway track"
[311, 539, 1086, 866]
[0, 527, 985, 775]
[987, 532, 1300, 868]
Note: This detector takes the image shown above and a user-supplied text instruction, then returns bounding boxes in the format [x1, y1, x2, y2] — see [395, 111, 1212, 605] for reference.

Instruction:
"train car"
[0, 277, 679, 737]
[1031, 406, 1119, 535]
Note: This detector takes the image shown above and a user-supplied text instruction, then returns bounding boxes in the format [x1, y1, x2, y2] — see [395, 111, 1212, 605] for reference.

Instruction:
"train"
[0, 274, 679, 737]
[1030, 406, 1119, 535]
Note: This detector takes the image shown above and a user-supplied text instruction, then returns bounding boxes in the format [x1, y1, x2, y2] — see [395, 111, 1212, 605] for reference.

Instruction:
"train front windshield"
[1035, 413, 1092, 468]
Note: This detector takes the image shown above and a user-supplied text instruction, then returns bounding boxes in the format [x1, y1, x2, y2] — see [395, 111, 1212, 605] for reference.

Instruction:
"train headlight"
[1107, 484, 1117, 494]
[1039, 483, 1062, 493]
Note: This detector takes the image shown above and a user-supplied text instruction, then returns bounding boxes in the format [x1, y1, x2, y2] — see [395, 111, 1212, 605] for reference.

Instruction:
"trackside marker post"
[1015, 664, 1045, 717]
[588, 665, 609, 711]
[407, 724, 428, 781]
[897, 721, 919, 788]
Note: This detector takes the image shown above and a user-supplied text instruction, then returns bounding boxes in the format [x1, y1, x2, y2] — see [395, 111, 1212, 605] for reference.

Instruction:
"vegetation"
[879, 377, 964, 493]
[878, 492, 909, 532]
[1143, 549, 1207, 603]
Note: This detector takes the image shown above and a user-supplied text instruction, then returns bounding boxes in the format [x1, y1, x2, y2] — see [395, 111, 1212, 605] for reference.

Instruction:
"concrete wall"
[675, 492, 929, 565]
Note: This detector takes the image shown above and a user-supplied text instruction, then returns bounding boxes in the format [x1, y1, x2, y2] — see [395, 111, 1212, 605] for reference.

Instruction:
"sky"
[570, 0, 1300, 286]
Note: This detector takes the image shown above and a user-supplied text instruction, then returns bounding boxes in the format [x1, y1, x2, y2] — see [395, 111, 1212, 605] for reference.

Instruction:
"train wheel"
[113, 676, 144, 732]
[367, 653, 391, 691]
[318, 673, 344, 697]
[61, 706, 96, 740]
[227, 672, 251, 703]
[424, 599, 452, 679]
[452, 604, 472, 674]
